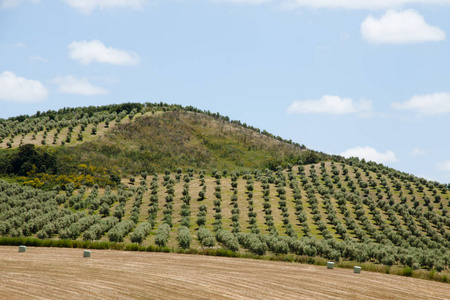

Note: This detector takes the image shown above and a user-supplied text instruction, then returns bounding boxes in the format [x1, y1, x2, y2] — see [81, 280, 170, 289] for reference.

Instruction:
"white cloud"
[53, 75, 108, 95]
[1, 0, 38, 9]
[5, 42, 26, 48]
[361, 9, 445, 44]
[209, 0, 272, 4]
[29, 55, 47, 62]
[410, 148, 427, 157]
[315, 45, 331, 51]
[340, 32, 350, 41]
[91, 76, 120, 84]
[68, 40, 140, 66]
[0, 71, 47, 103]
[286, 95, 372, 115]
[340, 146, 398, 164]
[436, 160, 450, 172]
[283, 0, 450, 10]
[64, 0, 146, 14]
[391, 93, 450, 115]
[1, 0, 21, 8]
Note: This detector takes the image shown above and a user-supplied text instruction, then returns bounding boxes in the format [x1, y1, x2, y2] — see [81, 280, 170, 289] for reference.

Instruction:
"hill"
[0, 102, 449, 283]
[0, 103, 327, 184]
[59, 109, 311, 174]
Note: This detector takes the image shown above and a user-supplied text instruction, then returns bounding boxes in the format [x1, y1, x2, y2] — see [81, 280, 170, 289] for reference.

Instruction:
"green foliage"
[107, 220, 135, 242]
[53, 110, 311, 175]
[403, 268, 413, 277]
[155, 223, 171, 247]
[216, 230, 239, 251]
[129, 222, 152, 244]
[99, 203, 110, 217]
[1, 144, 58, 176]
[177, 226, 192, 249]
[197, 226, 215, 247]
[237, 233, 267, 255]
[110, 174, 121, 185]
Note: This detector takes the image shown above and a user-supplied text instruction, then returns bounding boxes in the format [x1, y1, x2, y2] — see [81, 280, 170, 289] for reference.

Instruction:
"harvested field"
[0, 246, 449, 300]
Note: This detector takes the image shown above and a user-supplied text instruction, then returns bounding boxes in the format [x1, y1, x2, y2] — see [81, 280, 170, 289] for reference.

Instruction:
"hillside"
[0, 103, 450, 283]
[60, 110, 310, 174]
[0, 103, 326, 183]
[1, 162, 450, 281]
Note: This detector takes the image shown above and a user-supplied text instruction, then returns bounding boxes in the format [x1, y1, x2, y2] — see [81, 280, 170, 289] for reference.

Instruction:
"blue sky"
[1, 0, 450, 183]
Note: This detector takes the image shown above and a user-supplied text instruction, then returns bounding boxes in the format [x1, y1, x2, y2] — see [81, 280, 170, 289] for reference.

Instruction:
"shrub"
[106, 229, 123, 242]
[180, 217, 190, 227]
[177, 226, 192, 249]
[107, 220, 135, 242]
[403, 267, 413, 277]
[197, 226, 215, 247]
[55, 194, 67, 205]
[216, 230, 239, 251]
[241, 233, 267, 255]
[196, 216, 206, 226]
[36, 230, 48, 239]
[129, 222, 152, 244]
[155, 223, 171, 247]
[99, 203, 110, 217]
[114, 206, 125, 221]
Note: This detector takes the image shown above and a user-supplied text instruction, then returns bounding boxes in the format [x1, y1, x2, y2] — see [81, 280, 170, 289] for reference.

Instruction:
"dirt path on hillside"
[0, 246, 449, 299]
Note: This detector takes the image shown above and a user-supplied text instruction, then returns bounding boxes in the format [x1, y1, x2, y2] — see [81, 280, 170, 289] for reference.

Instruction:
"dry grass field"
[1, 246, 449, 300]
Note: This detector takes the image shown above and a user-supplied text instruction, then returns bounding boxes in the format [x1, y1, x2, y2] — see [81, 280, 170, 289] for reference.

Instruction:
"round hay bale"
[354, 266, 361, 274]
[83, 250, 91, 258]
[19, 245, 26, 253]
[327, 262, 334, 269]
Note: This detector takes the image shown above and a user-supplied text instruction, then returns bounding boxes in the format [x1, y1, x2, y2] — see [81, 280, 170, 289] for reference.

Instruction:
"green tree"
[10, 144, 57, 175]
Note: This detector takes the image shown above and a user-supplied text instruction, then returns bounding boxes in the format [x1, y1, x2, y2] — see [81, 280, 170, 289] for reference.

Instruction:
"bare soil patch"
[1, 246, 449, 299]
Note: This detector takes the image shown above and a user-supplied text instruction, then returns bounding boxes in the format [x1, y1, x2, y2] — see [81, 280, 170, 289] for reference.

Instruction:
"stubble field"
[1, 246, 449, 300]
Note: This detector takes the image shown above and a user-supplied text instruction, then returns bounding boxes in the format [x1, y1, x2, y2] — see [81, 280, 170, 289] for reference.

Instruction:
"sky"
[0, 0, 450, 183]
